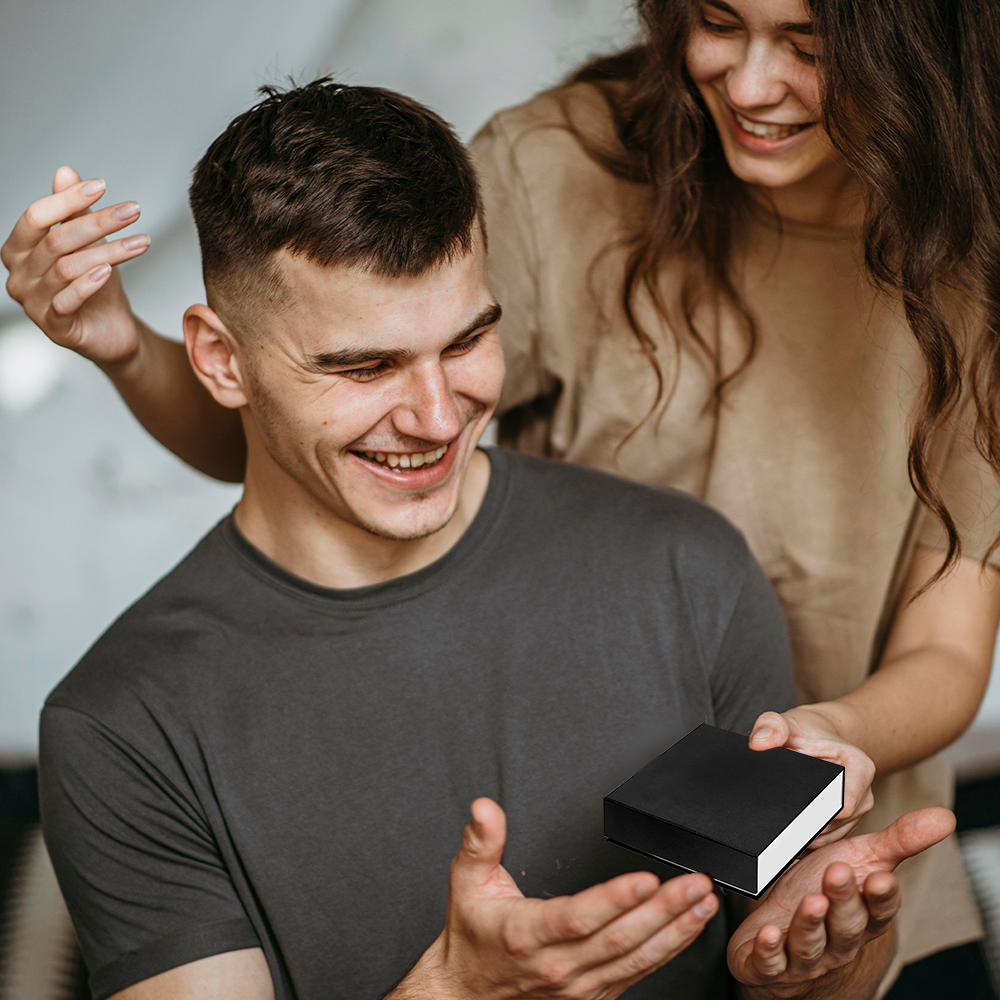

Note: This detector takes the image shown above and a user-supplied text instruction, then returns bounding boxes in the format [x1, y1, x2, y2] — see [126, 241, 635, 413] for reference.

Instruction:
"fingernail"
[122, 234, 149, 251]
[82, 178, 105, 197]
[752, 728, 773, 742]
[113, 201, 140, 221]
[693, 895, 716, 917]
[91, 264, 112, 281]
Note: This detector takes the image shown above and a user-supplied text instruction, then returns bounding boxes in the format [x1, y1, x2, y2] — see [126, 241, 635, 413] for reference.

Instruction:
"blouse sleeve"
[918, 399, 1000, 566]
[469, 115, 555, 417]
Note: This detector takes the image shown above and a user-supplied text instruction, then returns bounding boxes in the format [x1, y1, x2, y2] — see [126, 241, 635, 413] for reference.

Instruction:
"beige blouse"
[470, 83, 998, 991]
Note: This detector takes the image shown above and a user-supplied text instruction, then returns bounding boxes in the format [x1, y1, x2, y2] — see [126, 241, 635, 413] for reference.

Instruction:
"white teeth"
[376, 453, 386, 463]
[734, 112, 809, 140]
[411, 453, 425, 468]
[399, 454, 411, 468]
[387, 454, 399, 467]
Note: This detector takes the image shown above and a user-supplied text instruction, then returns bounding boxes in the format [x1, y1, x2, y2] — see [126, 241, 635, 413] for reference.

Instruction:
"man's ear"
[183, 304, 251, 409]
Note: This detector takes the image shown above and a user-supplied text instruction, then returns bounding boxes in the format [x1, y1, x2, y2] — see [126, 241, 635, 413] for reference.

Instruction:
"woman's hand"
[749, 705, 875, 848]
[2, 166, 147, 368]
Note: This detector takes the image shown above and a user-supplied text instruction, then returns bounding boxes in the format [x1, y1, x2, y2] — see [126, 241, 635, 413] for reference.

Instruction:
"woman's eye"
[794, 47, 816, 64]
[700, 14, 739, 33]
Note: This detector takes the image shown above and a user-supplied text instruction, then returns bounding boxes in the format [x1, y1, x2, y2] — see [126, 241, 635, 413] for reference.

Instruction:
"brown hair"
[189, 78, 484, 336]
[561, 0, 1000, 577]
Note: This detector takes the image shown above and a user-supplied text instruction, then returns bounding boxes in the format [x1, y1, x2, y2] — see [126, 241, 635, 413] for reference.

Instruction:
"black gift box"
[604, 724, 845, 898]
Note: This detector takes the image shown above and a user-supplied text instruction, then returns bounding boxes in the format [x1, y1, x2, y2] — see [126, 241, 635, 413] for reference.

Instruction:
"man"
[17, 81, 949, 1000]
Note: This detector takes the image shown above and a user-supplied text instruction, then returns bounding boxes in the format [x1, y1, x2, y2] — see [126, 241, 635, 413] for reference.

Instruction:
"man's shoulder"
[498, 449, 750, 574]
[45, 518, 244, 722]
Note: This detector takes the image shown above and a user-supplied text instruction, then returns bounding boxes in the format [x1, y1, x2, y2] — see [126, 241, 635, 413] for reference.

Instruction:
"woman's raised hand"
[2, 167, 148, 367]
[749, 706, 876, 847]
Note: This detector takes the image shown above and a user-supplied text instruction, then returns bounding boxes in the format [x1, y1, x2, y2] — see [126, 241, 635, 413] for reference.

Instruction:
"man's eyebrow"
[705, 0, 813, 34]
[301, 303, 502, 372]
[303, 345, 413, 371]
[454, 302, 503, 342]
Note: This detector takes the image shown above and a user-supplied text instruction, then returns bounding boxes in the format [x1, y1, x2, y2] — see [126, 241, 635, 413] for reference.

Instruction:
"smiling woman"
[3, 0, 1000, 996]
[468, 0, 1000, 993]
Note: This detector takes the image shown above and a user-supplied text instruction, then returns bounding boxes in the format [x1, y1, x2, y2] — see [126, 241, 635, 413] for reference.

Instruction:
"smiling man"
[36, 80, 951, 1000]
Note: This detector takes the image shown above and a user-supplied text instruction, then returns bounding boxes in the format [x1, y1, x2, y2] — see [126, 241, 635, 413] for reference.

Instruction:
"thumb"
[450, 797, 508, 890]
[866, 807, 956, 870]
[53, 166, 81, 195]
[750, 711, 789, 751]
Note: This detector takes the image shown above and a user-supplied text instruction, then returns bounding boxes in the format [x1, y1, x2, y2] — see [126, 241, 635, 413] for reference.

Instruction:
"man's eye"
[447, 333, 485, 355]
[342, 363, 390, 382]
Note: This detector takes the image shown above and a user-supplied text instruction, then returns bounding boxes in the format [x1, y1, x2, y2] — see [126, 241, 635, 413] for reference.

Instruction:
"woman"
[4, 0, 1000, 993]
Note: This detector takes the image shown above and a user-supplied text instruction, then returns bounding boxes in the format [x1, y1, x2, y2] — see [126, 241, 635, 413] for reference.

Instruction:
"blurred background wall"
[2, 0, 1000, 761]
[0, 0, 642, 755]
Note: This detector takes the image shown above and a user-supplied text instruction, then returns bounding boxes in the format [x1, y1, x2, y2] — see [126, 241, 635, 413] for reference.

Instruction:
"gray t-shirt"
[40, 449, 795, 1000]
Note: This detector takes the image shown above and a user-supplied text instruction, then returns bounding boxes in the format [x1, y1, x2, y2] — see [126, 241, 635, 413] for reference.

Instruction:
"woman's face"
[686, 0, 843, 193]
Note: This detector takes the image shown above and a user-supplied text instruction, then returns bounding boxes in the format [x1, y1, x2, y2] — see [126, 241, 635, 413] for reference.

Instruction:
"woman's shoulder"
[470, 82, 645, 244]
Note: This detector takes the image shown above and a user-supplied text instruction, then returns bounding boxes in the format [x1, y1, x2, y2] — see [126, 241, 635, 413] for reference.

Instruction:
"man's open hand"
[728, 806, 955, 993]
[2, 167, 146, 366]
[397, 798, 719, 1000]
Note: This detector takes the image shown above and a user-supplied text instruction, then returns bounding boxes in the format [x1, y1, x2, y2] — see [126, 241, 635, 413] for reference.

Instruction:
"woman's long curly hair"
[562, 0, 1000, 577]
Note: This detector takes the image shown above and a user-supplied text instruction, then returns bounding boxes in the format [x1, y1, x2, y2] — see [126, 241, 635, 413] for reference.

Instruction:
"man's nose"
[392, 363, 462, 444]
[725, 41, 790, 111]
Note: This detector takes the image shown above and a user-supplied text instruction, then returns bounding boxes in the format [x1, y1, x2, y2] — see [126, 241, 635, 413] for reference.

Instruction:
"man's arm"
[2, 167, 246, 481]
[109, 950, 274, 1000]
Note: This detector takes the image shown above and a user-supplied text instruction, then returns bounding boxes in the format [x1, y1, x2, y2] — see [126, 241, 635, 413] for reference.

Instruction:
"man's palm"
[728, 806, 955, 984]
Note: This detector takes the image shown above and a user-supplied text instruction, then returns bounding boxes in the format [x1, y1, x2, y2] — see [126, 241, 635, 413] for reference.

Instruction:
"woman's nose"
[724, 40, 790, 111]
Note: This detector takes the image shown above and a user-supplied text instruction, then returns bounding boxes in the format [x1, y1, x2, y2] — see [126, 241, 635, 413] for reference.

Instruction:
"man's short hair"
[189, 78, 485, 337]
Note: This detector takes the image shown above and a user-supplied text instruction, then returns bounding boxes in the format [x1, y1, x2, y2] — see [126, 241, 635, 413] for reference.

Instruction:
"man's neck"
[233, 448, 492, 590]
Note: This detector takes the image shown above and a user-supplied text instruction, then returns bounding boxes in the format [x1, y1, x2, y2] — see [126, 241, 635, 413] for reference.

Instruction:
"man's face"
[238, 235, 504, 542]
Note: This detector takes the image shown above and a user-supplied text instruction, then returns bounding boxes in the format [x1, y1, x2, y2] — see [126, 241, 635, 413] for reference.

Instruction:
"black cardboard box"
[604, 724, 844, 898]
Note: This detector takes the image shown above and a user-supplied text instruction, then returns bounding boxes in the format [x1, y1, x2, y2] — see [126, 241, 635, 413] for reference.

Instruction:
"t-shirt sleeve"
[39, 704, 261, 1000]
[469, 115, 554, 417]
[710, 550, 797, 733]
[918, 400, 1000, 567]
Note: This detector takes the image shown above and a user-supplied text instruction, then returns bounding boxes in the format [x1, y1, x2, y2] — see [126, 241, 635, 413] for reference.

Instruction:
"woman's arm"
[808, 544, 1000, 772]
[751, 544, 1000, 845]
[2, 167, 246, 482]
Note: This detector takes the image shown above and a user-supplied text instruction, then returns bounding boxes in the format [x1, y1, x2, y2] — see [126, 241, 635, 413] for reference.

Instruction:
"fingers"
[866, 807, 955, 870]
[783, 892, 829, 977]
[861, 871, 901, 936]
[821, 863, 870, 961]
[4, 178, 107, 260]
[580, 873, 715, 964]
[46, 235, 149, 298]
[746, 924, 788, 980]
[450, 798, 507, 890]
[579, 877, 719, 990]
[50, 263, 116, 318]
[53, 166, 81, 195]
[532, 870, 662, 945]
[32, 200, 141, 272]
[750, 711, 789, 750]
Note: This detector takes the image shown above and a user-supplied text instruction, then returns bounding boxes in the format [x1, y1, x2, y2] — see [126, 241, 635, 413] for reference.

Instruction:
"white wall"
[0, 0, 637, 755]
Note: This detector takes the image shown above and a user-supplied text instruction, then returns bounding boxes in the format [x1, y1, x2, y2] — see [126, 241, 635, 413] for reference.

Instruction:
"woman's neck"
[748, 161, 865, 228]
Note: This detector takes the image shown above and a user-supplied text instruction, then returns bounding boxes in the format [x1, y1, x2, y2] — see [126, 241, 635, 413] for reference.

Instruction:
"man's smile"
[354, 444, 449, 470]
